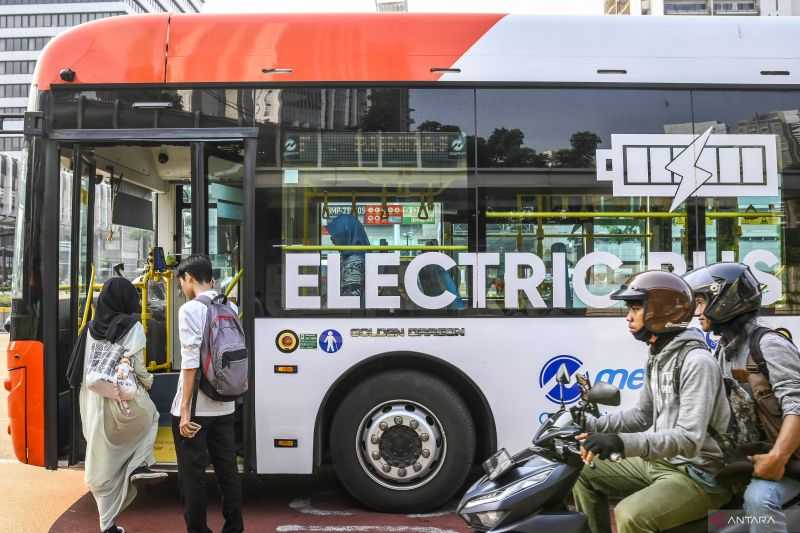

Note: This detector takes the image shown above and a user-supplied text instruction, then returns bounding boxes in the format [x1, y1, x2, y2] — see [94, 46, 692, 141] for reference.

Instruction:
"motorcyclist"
[572, 270, 731, 533]
[684, 262, 800, 533]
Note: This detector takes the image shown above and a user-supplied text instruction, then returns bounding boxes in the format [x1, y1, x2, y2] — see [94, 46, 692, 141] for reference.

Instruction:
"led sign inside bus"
[284, 250, 781, 310]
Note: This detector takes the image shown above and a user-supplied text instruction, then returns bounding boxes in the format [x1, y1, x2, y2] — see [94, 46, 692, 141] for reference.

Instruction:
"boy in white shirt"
[171, 254, 243, 533]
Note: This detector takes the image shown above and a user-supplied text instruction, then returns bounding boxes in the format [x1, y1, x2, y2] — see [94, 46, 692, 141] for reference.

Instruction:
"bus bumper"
[5, 341, 45, 466]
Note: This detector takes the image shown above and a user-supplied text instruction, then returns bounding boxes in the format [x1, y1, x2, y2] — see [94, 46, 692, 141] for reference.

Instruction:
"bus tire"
[330, 369, 475, 513]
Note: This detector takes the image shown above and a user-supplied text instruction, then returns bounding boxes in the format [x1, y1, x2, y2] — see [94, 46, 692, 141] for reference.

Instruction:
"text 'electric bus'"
[6, 12, 800, 511]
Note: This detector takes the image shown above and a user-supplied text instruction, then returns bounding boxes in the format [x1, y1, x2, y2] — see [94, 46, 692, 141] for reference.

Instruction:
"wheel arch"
[313, 350, 497, 470]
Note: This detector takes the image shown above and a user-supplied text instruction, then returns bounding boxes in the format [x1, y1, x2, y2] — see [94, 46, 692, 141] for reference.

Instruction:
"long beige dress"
[79, 323, 159, 531]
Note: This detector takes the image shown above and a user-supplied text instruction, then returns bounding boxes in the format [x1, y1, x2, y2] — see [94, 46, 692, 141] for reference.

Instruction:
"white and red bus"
[5, 13, 800, 511]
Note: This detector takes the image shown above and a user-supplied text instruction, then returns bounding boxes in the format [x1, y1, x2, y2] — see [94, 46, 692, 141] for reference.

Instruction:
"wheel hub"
[379, 425, 422, 466]
[358, 400, 445, 489]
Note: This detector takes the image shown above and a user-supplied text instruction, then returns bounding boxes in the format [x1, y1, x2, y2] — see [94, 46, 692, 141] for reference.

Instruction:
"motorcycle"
[456, 368, 800, 533]
[457, 366, 617, 532]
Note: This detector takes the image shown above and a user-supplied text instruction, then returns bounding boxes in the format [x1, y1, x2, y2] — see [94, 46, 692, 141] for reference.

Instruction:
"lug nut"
[421, 449, 431, 458]
[372, 451, 381, 460]
[409, 420, 419, 430]
[379, 422, 388, 431]
[413, 463, 422, 472]
[370, 434, 379, 444]
[394, 416, 403, 425]
[398, 468, 407, 477]
[382, 464, 391, 473]
[420, 433, 430, 442]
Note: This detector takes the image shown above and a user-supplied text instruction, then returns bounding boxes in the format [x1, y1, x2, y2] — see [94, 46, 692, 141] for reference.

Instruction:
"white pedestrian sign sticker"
[319, 329, 343, 354]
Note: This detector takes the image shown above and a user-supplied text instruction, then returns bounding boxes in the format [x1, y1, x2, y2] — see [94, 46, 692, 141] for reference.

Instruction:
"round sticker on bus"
[276, 330, 299, 354]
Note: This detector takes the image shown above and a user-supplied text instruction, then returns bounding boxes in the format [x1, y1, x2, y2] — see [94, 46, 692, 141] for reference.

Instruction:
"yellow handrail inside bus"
[139, 268, 174, 373]
[485, 210, 784, 220]
[129, 249, 175, 373]
[486, 211, 687, 219]
[224, 269, 244, 299]
[279, 245, 468, 252]
[78, 265, 96, 334]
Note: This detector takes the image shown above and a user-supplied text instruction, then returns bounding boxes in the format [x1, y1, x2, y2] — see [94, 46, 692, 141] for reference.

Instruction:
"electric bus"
[5, 12, 800, 511]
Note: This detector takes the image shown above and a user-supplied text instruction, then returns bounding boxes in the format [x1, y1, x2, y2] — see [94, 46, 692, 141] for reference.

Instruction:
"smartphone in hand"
[186, 421, 202, 438]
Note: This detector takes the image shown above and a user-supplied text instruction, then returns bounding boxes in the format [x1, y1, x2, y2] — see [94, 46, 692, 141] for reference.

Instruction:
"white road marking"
[289, 498, 355, 516]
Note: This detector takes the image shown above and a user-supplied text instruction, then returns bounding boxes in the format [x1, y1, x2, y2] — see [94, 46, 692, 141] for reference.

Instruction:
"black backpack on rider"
[667, 339, 763, 465]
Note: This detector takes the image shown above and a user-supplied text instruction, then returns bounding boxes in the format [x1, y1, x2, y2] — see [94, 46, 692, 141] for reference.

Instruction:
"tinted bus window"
[691, 90, 800, 315]
[254, 88, 474, 317]
[475, 89, 694, 314]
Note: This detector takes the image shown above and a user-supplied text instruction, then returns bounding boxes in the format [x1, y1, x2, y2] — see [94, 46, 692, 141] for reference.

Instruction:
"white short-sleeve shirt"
[170, 290, 237, 417]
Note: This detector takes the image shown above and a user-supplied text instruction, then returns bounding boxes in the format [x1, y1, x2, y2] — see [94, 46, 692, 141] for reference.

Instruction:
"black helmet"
[610, 270, 694, 333]
[682, 262, 762, 323]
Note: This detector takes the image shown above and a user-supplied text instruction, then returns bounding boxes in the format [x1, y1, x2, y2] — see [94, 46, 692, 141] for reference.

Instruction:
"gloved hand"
[581, 433, 624, 460]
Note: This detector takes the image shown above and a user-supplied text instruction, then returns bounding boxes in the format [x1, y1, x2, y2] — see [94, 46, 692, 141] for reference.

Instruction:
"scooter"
[457, 366, 617, 532]
[457, 368, 800, 533]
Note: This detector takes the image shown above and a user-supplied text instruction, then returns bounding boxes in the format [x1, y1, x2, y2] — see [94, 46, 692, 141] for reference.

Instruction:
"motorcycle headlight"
[475, 511, 507, 529]
[462, 468, 554, 510]
[459, 510, 507, 530]
[499, 468, 553, 497]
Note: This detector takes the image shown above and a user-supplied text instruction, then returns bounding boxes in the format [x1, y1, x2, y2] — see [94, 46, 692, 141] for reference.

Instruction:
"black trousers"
[172, 414, 244, 533]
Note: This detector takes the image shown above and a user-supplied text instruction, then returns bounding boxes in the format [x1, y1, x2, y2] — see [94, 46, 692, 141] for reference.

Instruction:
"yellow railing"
[78, 266, 96, 334]
[224, 268, 244, 299]
[486, 211, 685, 219]
[280, 245, 468, 252]
[485, 210, 784, 220]
[138, 268, 173, 373]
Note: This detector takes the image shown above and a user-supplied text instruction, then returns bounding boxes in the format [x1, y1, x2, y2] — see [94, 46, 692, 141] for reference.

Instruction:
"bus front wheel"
[330, 369, 476, 513]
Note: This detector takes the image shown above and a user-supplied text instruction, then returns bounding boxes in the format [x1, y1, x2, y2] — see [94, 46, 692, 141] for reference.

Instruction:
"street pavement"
[0, 334, 87, 533]
[0, 334, 470, 533]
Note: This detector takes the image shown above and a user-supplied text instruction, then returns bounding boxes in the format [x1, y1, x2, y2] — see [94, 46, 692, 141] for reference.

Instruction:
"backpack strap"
[749, 326, 775, 380]
[672, 339, 711, 396]
[190, 294, 214, 421]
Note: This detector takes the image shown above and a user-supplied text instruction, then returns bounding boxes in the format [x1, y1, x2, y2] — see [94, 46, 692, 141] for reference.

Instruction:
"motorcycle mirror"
[586, 382, 621, 406]
[556, 364, 571, 386]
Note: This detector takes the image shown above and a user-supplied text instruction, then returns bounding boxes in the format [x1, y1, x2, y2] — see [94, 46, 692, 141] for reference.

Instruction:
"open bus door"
[38, 131, 257, 470]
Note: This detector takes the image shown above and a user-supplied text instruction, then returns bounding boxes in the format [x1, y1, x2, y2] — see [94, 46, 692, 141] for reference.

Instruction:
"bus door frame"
[42, 128, 258, 470]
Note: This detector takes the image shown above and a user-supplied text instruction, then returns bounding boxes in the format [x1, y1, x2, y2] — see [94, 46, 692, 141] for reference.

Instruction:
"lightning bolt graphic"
[666, 126, 714, 212]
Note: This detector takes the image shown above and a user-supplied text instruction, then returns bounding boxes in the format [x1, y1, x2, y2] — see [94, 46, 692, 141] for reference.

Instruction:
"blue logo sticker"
[319, 329, 343, 354]
[705, 332, 719, 350]
[539, 355, 584, 404]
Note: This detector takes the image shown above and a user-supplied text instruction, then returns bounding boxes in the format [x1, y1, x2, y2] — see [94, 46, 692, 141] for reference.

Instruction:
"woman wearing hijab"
[80, 277, 165, 533]
[327, 214, 370, 296]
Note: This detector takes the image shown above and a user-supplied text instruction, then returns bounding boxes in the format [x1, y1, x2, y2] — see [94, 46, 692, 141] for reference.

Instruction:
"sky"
[203, 0, 602, 15]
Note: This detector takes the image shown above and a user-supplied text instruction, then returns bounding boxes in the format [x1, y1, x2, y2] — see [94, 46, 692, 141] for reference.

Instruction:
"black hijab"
[88, 277, 141, 343]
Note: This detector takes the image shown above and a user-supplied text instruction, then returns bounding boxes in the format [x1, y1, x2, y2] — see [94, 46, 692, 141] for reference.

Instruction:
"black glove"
[582, 433, 624, 460]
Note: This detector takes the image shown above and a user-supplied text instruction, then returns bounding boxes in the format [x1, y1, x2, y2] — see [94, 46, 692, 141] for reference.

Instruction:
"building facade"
[0, 0, 203, 288]
[606, 0, 800, 15]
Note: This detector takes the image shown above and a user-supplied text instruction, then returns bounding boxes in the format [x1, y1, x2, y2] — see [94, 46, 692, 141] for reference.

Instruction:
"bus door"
[41, 132, 256, 469]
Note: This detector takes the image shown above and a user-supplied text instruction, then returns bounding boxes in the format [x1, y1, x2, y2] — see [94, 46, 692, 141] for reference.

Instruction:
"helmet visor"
[610, 282, 646, 302]
[683, 267, 717, 295]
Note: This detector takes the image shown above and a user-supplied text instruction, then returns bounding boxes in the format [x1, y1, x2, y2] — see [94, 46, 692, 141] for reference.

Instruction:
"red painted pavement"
[49, 470, 472, 533]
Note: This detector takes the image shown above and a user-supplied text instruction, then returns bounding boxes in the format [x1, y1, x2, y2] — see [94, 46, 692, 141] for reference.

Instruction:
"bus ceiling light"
[262, 68, 293, 74]
[59, 68, 76, 82]
[132, 102, 174, 109]
[597, 69, 627, 75]
[760, 70, 790, 76]
[430, 67, 460, 73]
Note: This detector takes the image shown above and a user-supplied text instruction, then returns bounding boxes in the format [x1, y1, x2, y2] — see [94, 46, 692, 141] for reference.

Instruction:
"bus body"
[6, 12, 800, 511]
